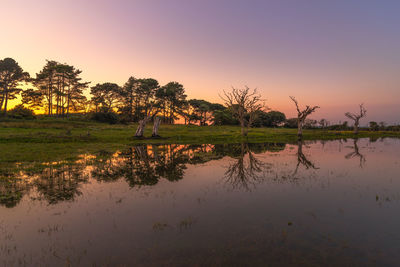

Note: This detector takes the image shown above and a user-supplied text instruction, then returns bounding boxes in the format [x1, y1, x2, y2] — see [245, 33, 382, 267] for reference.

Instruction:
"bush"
[7, 105, 36, 119]
[212, 109, 239, 126]
[284, 118, 298, 128]
[252, 110, 286, 127]
[90, 111, 119, 124]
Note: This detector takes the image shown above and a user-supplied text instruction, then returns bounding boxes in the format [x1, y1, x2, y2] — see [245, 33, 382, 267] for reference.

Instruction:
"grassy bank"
[1, 119, 400, 163]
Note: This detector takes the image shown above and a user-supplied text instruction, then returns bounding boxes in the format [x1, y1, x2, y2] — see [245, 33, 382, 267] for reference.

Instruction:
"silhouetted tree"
[318, 118, 329, 129]
[21, 88, 44, 111]
[156, 82, 187, 124]
[31, 60, 88, 116]
[221, 86, 266, 136]
[0, 58, 29, 116]
[90, 82, 121, 112]
[345, 104, 366, 134]
[119, 76, 140, 121]
[369, 121, 379, 131]
[212, 108, 239, 125]
[187, 99, 225, 125]
[252, 110, 286, 127]
[289, 96, 319, 138]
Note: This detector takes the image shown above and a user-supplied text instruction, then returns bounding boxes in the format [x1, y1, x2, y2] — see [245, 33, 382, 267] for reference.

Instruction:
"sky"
[2, 0, 400, 124]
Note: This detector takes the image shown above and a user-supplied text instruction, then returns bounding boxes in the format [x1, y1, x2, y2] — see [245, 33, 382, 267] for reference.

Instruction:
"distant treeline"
[1, 57, 399, 131]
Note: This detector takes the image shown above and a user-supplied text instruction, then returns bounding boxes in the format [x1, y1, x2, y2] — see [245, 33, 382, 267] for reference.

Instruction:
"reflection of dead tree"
[345, 139, 366, 168]
[293, 140, 318, 176]
[224, 143, 267, 190]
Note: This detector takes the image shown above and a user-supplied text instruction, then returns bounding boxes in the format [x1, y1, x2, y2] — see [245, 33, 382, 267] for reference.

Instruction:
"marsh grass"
[1, 119, 399, 163]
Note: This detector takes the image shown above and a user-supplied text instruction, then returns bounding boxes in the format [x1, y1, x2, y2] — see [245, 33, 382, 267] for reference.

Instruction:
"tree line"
[0, 57, 286, 127]
[1, 57, 398, 138]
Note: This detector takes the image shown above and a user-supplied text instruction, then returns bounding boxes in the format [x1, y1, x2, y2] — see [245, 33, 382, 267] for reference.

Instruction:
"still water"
[1, 138, 400, 266]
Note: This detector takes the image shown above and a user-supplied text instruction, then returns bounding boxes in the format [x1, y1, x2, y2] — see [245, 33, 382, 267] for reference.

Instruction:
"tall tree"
[345, 104, 366, 134]
[0, 58, 29, 116]
[289, 96, 319, 138]
[156, 82, 187, 124]
[21, 89, 44, 111]
[187, 99, 225, 126]
[31, 60, 88, 116]
[120, 76, 140, 121]
[221, 86, 265, 136]
[90, 83, 121, 112]
[137, 78, 159, 120]
[32, 60, 58, 115]
[119, 77, 159, 122]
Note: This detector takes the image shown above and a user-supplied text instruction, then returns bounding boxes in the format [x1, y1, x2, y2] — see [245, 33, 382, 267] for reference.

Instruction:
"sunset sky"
[2, 0, 400, 124]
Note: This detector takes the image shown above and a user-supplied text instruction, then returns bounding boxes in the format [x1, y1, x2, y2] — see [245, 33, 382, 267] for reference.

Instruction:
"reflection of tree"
[121, 146, 160, 187]
[224, 143, 268, 191]
[90, 154, 122, 182]
[293, 140, 318, 176]
[345, 139, 366, 168]
[0, 142, 287, 207]
[0, 163, 89, 207]
[91, 144, 221, 187]
[0, 176, 28, 208]
[33, 164, 89, 204]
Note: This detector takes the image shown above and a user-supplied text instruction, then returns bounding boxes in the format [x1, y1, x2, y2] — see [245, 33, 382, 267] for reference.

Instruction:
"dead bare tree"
[220, 86, 266, 136]
[134, 103, 160, 138]
[289, 96, 320, 138]
[152, 116, 162, 137]
[345, 104, 366, 134]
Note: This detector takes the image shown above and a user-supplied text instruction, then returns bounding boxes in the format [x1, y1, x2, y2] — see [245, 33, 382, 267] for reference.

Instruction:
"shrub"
[90, 111, 119, 124]
[252, 110, 286, 127]
[7, 105, 36, 119]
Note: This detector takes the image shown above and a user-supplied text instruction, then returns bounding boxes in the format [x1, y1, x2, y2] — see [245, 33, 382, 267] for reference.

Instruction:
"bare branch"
[289, 96, 319, 137]
[344, 104, 367, 134]
[220, 86, 266, 136]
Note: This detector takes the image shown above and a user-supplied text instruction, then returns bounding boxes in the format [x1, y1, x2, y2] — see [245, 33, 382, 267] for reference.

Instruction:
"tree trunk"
[297, 119, 303, 138]
[354, 121, 359, 134]
[135, 116, 150, 137]
[3, 89, 9, 116]
[240, 118, 247, 136]
[152, 117, 161, 137]
[0, 95, 4, 114]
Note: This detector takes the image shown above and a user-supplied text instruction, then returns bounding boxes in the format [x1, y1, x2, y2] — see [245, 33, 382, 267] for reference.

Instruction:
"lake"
[1, 138, 400, 266]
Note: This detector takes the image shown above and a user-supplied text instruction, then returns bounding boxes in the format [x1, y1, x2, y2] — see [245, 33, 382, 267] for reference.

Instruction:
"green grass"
[1, 119, 399, 163]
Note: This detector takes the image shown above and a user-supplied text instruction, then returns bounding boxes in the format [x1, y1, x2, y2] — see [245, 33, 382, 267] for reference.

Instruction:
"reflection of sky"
[2, 0, 400, 123]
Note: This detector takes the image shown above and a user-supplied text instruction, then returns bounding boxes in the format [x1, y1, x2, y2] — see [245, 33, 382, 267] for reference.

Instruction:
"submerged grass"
[1, 119, 399, 163]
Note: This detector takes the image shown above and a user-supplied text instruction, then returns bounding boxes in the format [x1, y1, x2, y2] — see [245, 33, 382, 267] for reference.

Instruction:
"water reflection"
[224, 143, 269, 191]
[345, 139, 366, 168]
[1, 138, 400, 266]
[293, 140, 318, 176]
[0, 139, 383, 208]
[0, 143, 287, 207]
[33, 164, 89, 204]
[0, 176, 27, 208]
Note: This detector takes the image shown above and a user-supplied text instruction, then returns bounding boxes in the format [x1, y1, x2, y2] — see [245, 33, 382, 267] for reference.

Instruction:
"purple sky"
[2, 0, 400, 124]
